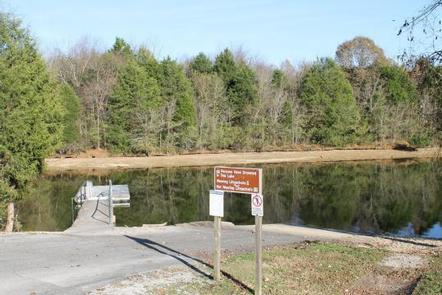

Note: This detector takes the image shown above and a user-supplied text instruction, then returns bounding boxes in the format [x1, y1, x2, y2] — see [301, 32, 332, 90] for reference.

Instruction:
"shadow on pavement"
[90, 192, 113, 224]
[125, 235, 254, 293]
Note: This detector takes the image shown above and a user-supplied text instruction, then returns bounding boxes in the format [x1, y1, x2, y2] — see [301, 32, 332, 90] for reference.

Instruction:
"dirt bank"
[45, 148, 440, 173]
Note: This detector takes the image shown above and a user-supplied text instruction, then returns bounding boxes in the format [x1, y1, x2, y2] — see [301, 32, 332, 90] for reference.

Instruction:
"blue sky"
[1, 0, 428, 65]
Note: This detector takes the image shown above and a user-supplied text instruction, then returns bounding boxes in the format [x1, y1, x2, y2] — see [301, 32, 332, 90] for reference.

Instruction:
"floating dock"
[66, 181, 130, 233]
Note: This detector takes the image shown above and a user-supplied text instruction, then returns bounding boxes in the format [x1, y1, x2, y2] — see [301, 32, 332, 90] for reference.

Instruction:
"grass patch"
[167, 242, 387, 294]
[413, 253, 442, 295]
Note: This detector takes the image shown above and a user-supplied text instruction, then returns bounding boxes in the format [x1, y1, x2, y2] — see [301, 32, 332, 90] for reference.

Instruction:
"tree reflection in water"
[18, 159, 442, 238]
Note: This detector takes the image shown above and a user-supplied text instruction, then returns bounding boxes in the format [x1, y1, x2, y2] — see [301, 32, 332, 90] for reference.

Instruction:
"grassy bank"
[155, 242, 440, 295]
[413, 253, 442, 295]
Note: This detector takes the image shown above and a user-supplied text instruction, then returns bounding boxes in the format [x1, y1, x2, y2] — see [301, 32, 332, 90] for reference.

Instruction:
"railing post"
[71, 198, 74, 224]
[108, 180, 113, 226]
[82, 183, 86, 202]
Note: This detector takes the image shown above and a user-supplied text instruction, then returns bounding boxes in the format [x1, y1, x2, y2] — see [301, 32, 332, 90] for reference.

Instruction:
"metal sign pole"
[255, 215, 263, 295]
[214, 215, 221, 281]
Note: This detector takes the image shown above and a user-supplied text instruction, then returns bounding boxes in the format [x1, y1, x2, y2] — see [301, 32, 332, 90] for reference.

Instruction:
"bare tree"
[79, 53, 118, 149]
[49, 41, 120, 149]
[191, 72, 228, 149]
[398, 1, 442, 63]
[336, 36, 387, 69]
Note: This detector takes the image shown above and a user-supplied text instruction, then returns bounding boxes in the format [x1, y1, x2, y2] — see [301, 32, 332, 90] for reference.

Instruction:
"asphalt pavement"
[0, 224, 307, 294]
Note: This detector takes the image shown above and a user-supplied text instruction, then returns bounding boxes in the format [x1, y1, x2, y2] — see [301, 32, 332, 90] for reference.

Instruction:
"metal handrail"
[71, 181, 88, 224]
[108, 180, 113, 226]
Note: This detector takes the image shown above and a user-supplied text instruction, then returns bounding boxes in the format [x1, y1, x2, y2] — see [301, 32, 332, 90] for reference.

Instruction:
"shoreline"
[3, 223, 441, 246]
[45, 148, 440, 173]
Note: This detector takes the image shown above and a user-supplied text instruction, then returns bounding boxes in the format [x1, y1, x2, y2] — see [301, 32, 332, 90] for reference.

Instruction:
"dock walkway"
[65, 181, 130, 234]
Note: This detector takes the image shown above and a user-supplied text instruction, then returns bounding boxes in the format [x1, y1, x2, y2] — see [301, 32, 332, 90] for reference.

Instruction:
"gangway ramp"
[66, 180, 130, 234]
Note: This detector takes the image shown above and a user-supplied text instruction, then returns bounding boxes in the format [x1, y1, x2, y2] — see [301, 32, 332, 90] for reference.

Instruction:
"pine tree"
[380, 65, 417, 104]
[157, 58, 197, 148]
[137, 47, 160, 77]
[60, 84, 81, 150]
[107, 59, 161, 153]
[271, 69, 286, 88]
[214, 48, 257, 125]
[299, 58, 362, 145]
[214, 49, 237, 81]
[109, 37, 133, 57]
[189, 53, 213, 74]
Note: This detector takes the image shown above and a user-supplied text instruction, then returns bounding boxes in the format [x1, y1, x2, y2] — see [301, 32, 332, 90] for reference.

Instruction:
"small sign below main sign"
[214, 166, 262, 194]
[251, 194, 264, 216]
[209, 190, 224, 217]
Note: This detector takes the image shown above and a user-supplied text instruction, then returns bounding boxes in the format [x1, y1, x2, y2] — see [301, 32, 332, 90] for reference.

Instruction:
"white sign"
[209, 190, 224, 217]
[251, 194, 263, 216]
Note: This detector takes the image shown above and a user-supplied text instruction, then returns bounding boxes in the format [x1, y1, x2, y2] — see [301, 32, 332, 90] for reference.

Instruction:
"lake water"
[17, 159, 442, 238]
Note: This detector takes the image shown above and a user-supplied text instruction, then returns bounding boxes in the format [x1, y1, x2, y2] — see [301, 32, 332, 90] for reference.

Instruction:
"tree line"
[52, 37, 441, 154]
[0, 12, 441, 228]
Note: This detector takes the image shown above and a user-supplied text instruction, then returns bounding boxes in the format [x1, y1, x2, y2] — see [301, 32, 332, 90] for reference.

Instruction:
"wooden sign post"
[209, 190, 224, 281]
[214, 215, 221, 281]
[211, 167, 263, 294]
[251, 193, 264, 295]
[255, 215, 263, 295]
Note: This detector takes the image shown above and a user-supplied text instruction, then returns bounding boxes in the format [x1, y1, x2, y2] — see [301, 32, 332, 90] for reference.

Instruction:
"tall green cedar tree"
[299, 58, 362, 145]
[107, 59, 161, 153]
[60, 84, 81, 149]
[380, 65, 417, 104]
[214, 49, 258, 125]
[157, 58, 197, 147]
[137, 47, 161, 77]
[189, 53, 213, 74]
[0, 13, 64, 206]
[109, 37, 133, 57]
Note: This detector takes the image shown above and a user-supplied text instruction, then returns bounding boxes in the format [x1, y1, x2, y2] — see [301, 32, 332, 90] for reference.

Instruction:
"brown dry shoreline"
[45, 148, 440, 173]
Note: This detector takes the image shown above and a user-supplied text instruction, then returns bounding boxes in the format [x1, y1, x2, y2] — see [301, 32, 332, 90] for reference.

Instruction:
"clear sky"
[1, 0, 429, 65]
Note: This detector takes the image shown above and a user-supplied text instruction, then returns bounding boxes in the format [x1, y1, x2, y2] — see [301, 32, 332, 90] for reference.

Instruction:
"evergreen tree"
[189, 53, 213, 74]
[0, 13, 64, 202]
[109, 37, 133, 57]
[59, 84, 81, 150]
[380, 65, 417, 104]
[299, 58, 362, 145]
[373, 65, 425, 144]
[271, 69, 286, 88]
[136, 47, 160, 77]
[157, 58, 197, 148]
[107, 60, 161, 153]
[279, 100, 293, 128]
[214, 49, 237, 81]
[214, 48, 258, 124]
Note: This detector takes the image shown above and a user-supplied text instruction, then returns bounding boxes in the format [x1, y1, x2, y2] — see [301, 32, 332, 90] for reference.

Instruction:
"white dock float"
[75, 181, 130, 205]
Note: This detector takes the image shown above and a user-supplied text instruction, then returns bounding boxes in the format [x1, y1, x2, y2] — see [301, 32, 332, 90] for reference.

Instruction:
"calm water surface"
[17, 159, 442, 238]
